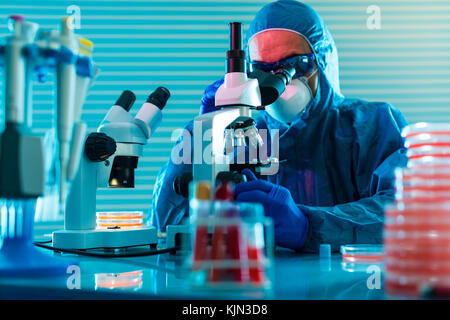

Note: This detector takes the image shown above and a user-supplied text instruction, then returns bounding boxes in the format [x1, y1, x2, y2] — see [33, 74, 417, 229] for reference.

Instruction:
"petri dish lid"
[402, 123, 450, 139]
[398, 166, 450, 179]
[408, 153, 450, 161]
[407, 155, 450, 165]
[340, 244, 384, 263]
[96, 211, 143, 219]
[394, 197, 450, 206]
[97, 218, 143, 224]
[407, 146, 450, 155]
[407, 161, 450, 170]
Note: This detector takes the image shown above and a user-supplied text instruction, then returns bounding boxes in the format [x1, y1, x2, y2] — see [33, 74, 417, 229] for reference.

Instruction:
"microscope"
[173, 22, 294, 198]
[52, 88, 170, 250]
[168, 22, 294, 250]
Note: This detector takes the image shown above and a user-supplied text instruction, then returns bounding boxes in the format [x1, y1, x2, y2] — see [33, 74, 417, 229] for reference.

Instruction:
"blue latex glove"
[234, 169, 309, 251]
[199, 78, 224, 114]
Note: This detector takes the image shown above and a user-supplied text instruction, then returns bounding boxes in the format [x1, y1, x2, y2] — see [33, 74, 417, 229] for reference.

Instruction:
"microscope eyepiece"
[248, 65, 296, 106]
[115, 90, 136, 112]
[274, 66, 296, 86]
[229, 22, 242, 51]
[146, 86, 171, 110]
[226, 22, 245, 73]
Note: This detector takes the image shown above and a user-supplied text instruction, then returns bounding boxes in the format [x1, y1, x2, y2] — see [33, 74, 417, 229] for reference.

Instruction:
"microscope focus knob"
[85, 132, 117, 162]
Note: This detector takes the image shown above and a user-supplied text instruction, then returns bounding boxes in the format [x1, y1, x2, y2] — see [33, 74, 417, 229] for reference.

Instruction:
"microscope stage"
[52, 226, 158, 250]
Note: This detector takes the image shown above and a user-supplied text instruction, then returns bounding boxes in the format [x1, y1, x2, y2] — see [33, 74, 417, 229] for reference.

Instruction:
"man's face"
[248, 29, 318, 97]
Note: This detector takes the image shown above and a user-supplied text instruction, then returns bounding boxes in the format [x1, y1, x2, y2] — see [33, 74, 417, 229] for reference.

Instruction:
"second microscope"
[53, 88, 170, 250]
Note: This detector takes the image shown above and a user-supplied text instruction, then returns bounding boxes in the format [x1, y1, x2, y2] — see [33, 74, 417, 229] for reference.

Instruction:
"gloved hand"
[199, 78, 224, 114]
[234, 169, 309, 251]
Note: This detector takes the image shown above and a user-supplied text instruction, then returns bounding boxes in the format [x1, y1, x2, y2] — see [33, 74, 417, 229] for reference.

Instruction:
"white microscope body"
[192, 22, 293, 190]
[53, 88, 170, 250]
[193, 72, 262, 186]
[167, 22, 294, 250]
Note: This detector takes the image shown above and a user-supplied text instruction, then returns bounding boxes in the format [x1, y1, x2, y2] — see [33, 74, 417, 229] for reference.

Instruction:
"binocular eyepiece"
[115, 87, 170, 113]
[249, 65, 296, 106]
[95, 87, 171, 189]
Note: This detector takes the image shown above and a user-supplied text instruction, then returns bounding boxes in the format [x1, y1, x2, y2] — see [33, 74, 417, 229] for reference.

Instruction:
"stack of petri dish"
[340, 244, 384, 272]
[384, 122, 450, 297]
[96, 211, 144, 229]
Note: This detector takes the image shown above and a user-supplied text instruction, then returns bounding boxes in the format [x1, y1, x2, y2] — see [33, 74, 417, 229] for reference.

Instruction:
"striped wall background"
[0, 0, 449, 219]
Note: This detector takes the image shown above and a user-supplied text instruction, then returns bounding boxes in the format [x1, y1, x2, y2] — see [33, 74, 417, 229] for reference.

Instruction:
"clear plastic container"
[402, 180, 450, 188]
[402, 122, 450, 139]
[407, 163, 450, 170]
[406, 146, 450, 159]
[341, 261, 383, 272]
[385, 258, 450, 277]
[395, 191, 450, 202]
[405, 135, 450, 149]
[188, 200, 274, 291]
[384, 244, 450, 262]
[396, 166, 450, 183]
[403, 122, 450, 162]
[96, 211, 143, 229]
[384, 221, 450, 233]
[340, 244, 384, 264]
[384, 233, 450, 246]
[385, 202, 450, 216]
[384, 203, 450, 238]
[401, 186, 450, 196]
[408, 152, 450, 161]
[406, 139, 450, 148]
[394, 168, 450, 201]
[408, 157, 450, 167]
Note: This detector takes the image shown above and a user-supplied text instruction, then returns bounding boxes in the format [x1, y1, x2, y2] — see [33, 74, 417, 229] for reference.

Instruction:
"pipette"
[67, 37, 95, 182]
[0, 15, 44, 198]
[22, 20, 39, 129]
[55, 16, 78, 211]
[4, 15, 26, 125]
[73, 37, 93, 123]
[0, 15, 72, 276]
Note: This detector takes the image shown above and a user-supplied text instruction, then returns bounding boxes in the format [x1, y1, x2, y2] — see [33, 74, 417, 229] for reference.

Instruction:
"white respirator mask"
[265, 68, 317, 124]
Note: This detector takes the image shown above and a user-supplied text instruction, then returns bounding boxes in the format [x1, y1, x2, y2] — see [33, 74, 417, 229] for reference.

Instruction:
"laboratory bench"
[0, 221, 386, 300]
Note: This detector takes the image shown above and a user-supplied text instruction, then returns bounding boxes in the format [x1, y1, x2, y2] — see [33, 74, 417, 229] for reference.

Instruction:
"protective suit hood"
[246, 0, 343, 131]
[246, 0, 342, 96]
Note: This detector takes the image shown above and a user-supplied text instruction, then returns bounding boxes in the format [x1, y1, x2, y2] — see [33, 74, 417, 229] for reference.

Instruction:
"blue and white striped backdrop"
[0, 0, 449, 217]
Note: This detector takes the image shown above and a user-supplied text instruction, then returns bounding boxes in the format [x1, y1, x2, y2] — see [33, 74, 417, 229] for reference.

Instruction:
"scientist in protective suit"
[150, 0, 408, 252]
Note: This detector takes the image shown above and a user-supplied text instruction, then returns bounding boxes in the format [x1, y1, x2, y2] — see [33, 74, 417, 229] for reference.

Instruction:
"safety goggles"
[248, 53, 315, 78]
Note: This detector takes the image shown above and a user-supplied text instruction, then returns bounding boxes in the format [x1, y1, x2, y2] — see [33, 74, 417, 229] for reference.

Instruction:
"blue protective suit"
[150, 0, 408, 253]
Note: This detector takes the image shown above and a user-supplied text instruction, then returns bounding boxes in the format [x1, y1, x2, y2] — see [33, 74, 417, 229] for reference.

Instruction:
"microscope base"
[52, 226, 158, 250]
